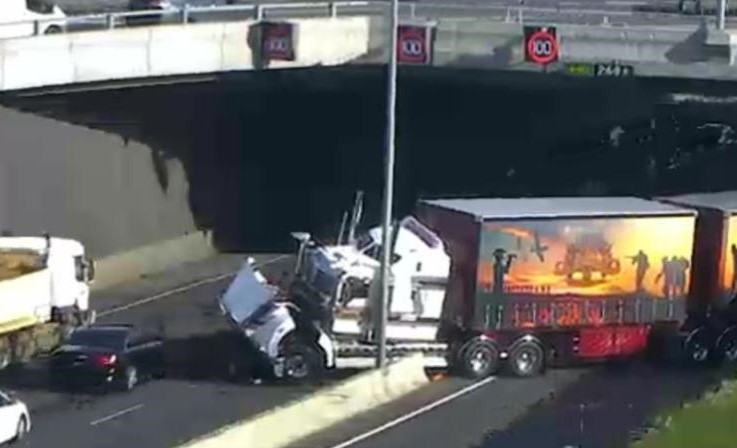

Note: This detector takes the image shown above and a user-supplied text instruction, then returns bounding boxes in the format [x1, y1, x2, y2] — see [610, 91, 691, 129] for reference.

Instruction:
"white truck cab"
[0, 0, 66, 40]
[296, 216, 450, 324]
[0, 236, 94, 315]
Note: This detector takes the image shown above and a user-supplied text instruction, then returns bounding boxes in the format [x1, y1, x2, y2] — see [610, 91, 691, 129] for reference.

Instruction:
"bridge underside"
[1, 66, 736, 253]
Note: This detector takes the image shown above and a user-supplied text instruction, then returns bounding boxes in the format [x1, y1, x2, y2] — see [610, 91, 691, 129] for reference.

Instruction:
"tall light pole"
[375, 0, 399, 369]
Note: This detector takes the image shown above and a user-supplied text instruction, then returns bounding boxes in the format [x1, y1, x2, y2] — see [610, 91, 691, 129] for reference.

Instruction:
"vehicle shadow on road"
[0, 329, 354, 398]
[477, 360, 736, 448]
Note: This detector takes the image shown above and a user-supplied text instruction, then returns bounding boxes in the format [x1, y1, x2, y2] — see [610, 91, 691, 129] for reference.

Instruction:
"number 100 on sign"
[524, 26, 559, 65]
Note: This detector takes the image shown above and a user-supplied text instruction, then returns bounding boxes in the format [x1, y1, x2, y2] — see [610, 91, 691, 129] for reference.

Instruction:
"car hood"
[220, 261, 279, 326]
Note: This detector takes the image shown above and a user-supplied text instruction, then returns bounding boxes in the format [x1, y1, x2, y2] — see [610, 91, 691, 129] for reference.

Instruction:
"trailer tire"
[508, 340, 545, 377]
[458, 338, 500, 379]
[715, 327, 737, 363]
[684, 327, 712, 365]
[282, 339, 324, 383]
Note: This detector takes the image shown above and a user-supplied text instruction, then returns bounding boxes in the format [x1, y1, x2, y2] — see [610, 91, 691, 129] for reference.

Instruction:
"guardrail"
[8, 0, 736, 38]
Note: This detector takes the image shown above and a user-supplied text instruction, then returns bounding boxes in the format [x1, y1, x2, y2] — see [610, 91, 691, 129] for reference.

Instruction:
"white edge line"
[90, 403, 144, 426]
[327, 375, 498, 448]
[98, 254, 290, 317]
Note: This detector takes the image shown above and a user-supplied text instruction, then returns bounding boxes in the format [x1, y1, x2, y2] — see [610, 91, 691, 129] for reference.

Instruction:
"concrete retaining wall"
[0, 104, 199, 260]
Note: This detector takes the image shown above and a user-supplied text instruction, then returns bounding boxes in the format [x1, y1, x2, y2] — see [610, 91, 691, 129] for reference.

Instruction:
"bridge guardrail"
[6, 0, 733, 38]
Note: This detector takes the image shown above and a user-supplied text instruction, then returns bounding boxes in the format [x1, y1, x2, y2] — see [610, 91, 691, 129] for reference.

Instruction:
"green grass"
[633, 379, 737, 448]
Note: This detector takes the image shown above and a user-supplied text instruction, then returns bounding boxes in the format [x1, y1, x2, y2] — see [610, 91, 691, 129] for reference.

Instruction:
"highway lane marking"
[90, 403, 144, 426]
[605, 0, 648, 5]
[98, 254, 291, 317]
[327, 375, 498, 448]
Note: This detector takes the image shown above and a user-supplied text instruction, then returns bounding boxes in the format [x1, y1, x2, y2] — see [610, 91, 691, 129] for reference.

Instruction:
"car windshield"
[69, 329, 127, 351]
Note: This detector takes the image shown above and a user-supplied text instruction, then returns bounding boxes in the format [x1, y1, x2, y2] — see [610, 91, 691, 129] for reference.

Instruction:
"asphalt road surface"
[295, 361, 734, 448]
[0, 253, 325, 448]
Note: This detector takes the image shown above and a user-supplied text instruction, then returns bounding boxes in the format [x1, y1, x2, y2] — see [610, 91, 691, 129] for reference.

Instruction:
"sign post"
[376, 0, 400, 369]
[524, 26, 559, 66]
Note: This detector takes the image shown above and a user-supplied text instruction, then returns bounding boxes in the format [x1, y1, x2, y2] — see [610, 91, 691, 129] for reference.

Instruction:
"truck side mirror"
[86, 260, 96, 282]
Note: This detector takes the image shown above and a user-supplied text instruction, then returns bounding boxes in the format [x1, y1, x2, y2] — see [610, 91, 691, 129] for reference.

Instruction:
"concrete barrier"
[0, 16, 371, 91]
[91, 230, 216, 291]
[177, 354, 430, 448]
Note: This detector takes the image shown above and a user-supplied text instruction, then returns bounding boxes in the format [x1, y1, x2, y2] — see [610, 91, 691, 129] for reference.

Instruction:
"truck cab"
[0, 236, 94, 317]
[293, 216, 451, 336]
[0, 0, 66, 40]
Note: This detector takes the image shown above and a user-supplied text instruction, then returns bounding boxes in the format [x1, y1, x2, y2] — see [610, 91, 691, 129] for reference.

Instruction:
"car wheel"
[120, 366, 138, 391]
[457, 338, 500, 379]
[15, 415, 28, 441]
[508, 340, 545, 377]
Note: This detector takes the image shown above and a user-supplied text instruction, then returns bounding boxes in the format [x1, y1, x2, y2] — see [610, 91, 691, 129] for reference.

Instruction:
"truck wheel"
[458, 338, 499, 379]
[508, 340, 545, 377]
[282, 340, 324, 383]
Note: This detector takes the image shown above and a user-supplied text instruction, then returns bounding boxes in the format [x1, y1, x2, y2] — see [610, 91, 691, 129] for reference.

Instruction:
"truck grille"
[313, 270, 335, 295]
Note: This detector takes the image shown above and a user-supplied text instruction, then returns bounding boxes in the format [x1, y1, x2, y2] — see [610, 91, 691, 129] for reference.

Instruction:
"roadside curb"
[177, 354, 431, 448]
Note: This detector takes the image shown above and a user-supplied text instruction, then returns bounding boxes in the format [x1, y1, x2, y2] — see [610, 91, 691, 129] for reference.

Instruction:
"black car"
[48, 324, 165, 392]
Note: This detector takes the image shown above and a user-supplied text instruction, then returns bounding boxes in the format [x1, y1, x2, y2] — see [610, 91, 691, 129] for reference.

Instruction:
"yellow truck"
[0, 235, 95, 368]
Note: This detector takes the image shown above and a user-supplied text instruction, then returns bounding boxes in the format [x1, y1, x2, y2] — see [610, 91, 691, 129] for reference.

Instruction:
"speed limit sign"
[524, 26, 559, 65]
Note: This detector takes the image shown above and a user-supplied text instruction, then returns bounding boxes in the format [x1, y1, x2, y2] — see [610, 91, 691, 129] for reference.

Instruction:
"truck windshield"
[26, 0, 55, 14]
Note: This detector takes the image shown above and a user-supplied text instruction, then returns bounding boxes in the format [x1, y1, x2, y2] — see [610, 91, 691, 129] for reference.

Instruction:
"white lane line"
[327, 375, 498, 448]
[98, 254, 290, 317]
[90, 403, 144, 426]
[605, 0, 647, 5]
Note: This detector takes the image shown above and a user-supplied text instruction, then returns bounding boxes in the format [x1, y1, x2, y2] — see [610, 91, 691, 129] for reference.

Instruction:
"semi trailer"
[0, 235, 95, 368]
[219, 193, 737, 381]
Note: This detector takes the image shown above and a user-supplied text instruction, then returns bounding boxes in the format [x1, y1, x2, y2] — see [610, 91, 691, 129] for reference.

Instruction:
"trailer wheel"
[684, 327, 711, 364]
[282, 339, 324, 383]
[716, 327, 737, 363]
[458, 338, 499, 379]
[508, 340, 545, 377]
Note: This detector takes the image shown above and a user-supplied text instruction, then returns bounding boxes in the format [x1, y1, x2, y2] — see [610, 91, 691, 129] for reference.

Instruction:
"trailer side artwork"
[476, 216, 696, 330]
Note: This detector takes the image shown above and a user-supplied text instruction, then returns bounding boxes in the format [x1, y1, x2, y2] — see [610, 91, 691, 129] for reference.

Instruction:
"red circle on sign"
[526, 30, 559, 65]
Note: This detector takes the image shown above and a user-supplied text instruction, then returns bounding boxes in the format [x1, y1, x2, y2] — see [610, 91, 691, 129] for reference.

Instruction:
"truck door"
[0, 0, 34, 39]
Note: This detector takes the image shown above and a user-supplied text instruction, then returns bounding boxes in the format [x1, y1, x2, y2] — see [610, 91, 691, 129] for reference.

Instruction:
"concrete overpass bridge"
[3, 1, 737, 286]
[2, 1, 737, 94]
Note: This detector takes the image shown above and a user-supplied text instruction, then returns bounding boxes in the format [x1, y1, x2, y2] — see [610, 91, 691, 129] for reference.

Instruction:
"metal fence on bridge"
[6, 0, 733, 39]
